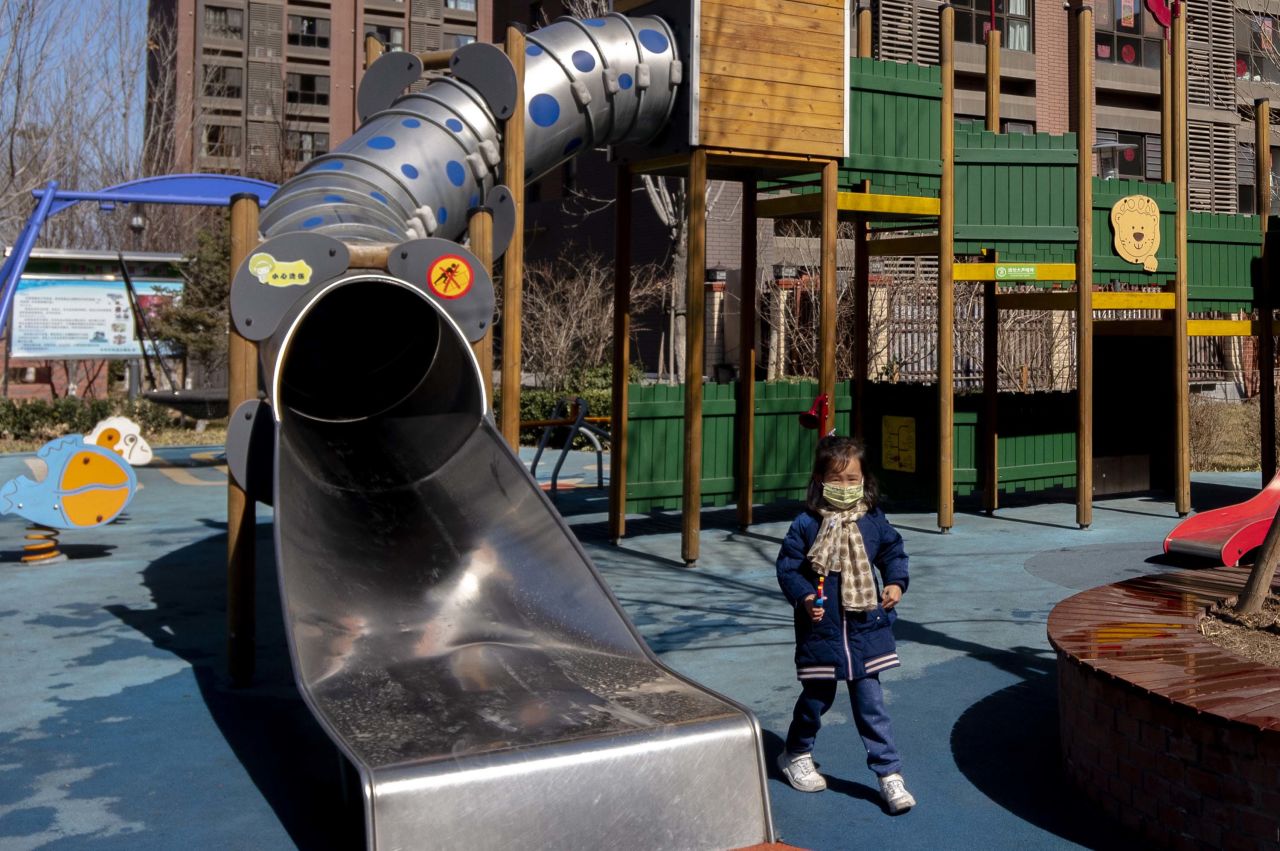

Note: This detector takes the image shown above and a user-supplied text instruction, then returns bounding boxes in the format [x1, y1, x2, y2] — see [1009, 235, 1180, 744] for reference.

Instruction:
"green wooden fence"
[625, 382, 1078, 512]
[1187, 211, 1262, 313]
[954, 128, 1078, 263]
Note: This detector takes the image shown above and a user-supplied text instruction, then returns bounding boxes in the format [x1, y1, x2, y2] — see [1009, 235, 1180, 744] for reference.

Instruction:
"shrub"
[0, 398, 177, 442]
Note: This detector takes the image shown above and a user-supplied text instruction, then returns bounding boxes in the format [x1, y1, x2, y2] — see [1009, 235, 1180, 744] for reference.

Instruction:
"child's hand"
[803, 595, 825, 623]
[882, 584, 902, 610]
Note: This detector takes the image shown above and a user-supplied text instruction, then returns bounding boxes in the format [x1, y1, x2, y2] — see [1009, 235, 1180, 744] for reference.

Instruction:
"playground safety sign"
[9, 277, 181, 359]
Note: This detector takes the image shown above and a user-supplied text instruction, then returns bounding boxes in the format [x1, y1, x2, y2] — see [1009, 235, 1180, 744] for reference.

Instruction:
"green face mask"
[822, 482, 864, 510]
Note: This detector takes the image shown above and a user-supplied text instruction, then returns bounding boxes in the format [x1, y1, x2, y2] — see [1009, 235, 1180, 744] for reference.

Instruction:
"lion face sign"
[1110, 195, 1161, 272]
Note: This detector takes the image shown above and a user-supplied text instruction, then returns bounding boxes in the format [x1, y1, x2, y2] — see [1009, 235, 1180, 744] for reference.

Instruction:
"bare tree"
[519, 248, 666, 390]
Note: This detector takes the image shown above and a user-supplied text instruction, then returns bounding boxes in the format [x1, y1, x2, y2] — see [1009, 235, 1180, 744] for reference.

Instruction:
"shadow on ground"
[950, 676, 1131, 850]
[106, 522, 364, 850]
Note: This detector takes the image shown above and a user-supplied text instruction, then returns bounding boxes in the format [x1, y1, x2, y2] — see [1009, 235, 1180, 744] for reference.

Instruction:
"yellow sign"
[428, 254, 474, 300]
[882, 415, 916, 473]
[953, 262, 1076, 282]
[1109, 195, 1161, 272]
[248, 253, 313, 287]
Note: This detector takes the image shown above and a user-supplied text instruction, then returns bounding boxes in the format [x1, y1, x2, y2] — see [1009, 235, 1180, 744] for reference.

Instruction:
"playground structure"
[215, 1, 1273, 846]
[1164, 472, 1280, 566]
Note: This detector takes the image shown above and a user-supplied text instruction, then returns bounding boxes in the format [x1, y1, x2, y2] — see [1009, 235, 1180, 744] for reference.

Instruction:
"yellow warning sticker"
[882, 415, 916, 473]
[428, 254, 474, 300]
[248, 253, 313, 287]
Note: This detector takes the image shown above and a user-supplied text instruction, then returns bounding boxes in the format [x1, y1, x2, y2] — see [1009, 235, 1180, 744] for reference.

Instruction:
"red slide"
[1164, 473, 1280, 566]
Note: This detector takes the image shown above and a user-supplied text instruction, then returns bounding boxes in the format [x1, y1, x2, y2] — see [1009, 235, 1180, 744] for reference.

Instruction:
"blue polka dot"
[316, 160, 344, 170]
[526, 43, 544, 55]
[437, 207, 448, 225]
[446, 161, 466, 187]
[584, 18, 605, 26]
[368, 135, 396, 150]
[572, 50, 596, 72]
[323, 194, 344, 203]
[302, 216, 324, 228]
[638, 29, 669, 53]
[401, 118, 421, 128]
[619, 73, 633, 90]
[446, 118, 464, 133]
[563, 137, 582, 155]
[371, 191, 389, 204]
[401, 163, 419, 179]
[469, 194, 480, 207]
[529, 93, 560, 127]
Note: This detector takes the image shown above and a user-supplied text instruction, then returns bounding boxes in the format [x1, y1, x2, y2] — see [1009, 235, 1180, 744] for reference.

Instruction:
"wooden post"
[938, 3, 956, 533]
[365, 34, 384, 69]
[1173, 4, 1190, 516]
[610, 164, 632, 543]
[1257, 98, 1274, 485]
[1161, 37, 1173, 183]
[983, 250, 999, 514]
[857, 1, 873, 58]
[469, 208, 494, 404]
[1075, 2, 1094, 530]
[682, 149, 708, 566]
[736, 173, 758, 529]
[227, 194, 260, 687]
[820, 160, 838, 434]
[985, 29, 1001, 133]
[853, 183, 871, 439]
[500, 26, 526, 448]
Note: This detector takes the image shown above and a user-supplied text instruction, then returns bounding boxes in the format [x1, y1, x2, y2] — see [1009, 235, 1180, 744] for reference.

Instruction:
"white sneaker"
[878, 772, 916, 813]
[777, 751, 826, 792]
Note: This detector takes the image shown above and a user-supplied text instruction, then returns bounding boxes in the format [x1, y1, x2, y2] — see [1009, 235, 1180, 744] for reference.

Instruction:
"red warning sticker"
[427, 254, 474, 300]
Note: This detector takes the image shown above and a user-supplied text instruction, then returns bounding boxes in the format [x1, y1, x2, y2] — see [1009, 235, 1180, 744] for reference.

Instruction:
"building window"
[203, 65, 243, 100]
[364, 24, 405, 51]
[286, 73, 330, 106]
[954, 116, 1035, 134]
[1095, 0, 1165, 69]
[449, 33, 477, 48]
[203, 124, 242, 158]
[951, 0, 1032, 52]
[1097, 129, 1162, 181]
[287, 15, 331, 49]
[446, 0, 477, 10]
[287, 130, 330, 163]
[204, 5, 243, 40]
[1236, 15, 1280, 84]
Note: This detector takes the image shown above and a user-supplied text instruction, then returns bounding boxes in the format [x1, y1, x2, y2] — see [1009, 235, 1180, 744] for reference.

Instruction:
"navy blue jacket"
[776, 507, 910, 681]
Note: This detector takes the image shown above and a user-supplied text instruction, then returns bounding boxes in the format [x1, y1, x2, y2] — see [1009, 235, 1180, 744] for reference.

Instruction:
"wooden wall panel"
[697, 0, 847, 157]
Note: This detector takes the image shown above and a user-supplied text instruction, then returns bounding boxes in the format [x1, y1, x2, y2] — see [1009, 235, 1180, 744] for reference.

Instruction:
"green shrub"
[0, 398, 177, 442]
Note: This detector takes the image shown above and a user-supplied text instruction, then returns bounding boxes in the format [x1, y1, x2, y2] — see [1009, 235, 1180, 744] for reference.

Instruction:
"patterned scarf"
[808, 504, 879, 612]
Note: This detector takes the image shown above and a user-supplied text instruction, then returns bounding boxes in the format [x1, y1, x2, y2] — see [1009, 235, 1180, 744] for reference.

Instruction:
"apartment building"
[149, 0, 493, 180]
[879, 0, 1279, 212]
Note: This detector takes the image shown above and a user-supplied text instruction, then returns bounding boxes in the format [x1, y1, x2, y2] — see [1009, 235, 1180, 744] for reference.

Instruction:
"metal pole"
[938, 2, 956, 533]
[609, 164, 632, 543]
[501, 25, 527, 448]
[227, 193, 260, 686]
[682, 149, 707, 566]
[1257, 98, 1274, 485]
[1075, 3, 1095, 530]
[1161, 36, 1173, 183]
[736, 174, 758, 529]
[0, 180, 60, 334]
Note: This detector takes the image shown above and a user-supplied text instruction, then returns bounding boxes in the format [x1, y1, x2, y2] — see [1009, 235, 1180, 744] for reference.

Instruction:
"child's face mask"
[822, 482, 864, 510]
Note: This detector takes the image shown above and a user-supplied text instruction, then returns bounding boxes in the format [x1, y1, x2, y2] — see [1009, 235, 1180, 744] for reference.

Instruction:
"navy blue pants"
[784, 675, 902, 777]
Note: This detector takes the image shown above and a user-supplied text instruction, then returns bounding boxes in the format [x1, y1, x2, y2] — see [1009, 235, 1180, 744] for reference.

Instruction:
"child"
[775, 435, 915, 814]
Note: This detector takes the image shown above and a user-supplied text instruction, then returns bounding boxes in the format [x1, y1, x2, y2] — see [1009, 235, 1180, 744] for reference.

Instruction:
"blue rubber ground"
[0, 446, 1261, 850]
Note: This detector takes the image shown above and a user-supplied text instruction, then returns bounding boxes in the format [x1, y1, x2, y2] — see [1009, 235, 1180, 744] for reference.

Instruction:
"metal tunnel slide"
[229, 13, 774, 850]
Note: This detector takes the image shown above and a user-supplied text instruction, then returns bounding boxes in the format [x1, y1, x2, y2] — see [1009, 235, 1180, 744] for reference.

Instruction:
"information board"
[10, 277, 183, 359]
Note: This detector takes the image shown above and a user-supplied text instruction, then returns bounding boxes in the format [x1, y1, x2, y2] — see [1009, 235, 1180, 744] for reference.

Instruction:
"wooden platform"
[1048, 566, 1280, 728]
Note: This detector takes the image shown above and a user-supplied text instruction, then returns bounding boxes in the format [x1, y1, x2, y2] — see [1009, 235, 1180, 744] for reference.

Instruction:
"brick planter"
[1049, 569, 1280, 850]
